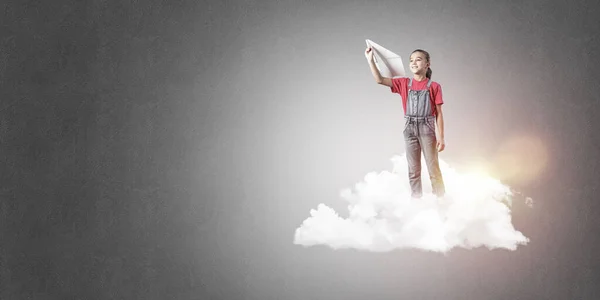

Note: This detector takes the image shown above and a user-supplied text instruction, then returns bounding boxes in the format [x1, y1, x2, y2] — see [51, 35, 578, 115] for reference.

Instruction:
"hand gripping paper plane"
[365, 39, 406, 78]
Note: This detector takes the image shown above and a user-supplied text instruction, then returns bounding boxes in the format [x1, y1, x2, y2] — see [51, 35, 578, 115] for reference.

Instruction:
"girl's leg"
[420, 119, 446, 197]
[404, 119, 423, 198]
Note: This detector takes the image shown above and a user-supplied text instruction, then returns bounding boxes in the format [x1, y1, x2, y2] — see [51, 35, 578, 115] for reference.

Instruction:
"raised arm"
[365, 47, 392, 87]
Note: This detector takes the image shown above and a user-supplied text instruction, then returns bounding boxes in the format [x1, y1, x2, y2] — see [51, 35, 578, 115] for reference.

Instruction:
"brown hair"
[411, 49, 432, 79]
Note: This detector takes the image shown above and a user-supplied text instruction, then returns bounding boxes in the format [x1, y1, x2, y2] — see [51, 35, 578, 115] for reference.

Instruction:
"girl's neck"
[413, 74, 427, 81]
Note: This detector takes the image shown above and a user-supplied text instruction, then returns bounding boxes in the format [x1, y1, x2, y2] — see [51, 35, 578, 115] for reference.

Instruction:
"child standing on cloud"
[365, 46, 446, 199]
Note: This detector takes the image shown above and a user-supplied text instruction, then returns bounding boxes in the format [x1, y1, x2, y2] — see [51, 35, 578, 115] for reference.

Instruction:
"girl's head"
[409, 49, 432, 79]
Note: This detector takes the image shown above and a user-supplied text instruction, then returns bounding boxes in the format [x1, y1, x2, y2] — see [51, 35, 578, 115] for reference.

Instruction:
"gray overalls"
[403, 78, 445, 198]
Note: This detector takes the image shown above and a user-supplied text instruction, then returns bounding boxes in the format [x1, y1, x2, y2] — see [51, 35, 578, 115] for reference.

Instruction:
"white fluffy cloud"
[294, 154, 530, 253]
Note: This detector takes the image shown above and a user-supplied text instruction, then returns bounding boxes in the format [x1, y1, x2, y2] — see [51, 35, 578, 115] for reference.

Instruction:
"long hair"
[411, 49, 432, 79]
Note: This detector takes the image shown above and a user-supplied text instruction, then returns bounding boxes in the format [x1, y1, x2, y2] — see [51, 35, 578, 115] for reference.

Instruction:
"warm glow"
[492, 136, 549, 183]
[294, 153, 530, 253]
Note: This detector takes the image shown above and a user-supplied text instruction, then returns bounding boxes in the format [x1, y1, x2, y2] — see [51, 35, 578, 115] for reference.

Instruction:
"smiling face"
[409, 51, 430, 75]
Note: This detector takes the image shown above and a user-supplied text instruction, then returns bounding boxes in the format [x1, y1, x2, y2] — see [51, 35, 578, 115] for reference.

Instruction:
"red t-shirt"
[390, 77, 444, 116]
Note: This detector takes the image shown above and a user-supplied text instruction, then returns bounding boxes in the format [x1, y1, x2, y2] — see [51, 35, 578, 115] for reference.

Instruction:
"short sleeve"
[432, 83, 444, 105]
[390, 77, 405, 94]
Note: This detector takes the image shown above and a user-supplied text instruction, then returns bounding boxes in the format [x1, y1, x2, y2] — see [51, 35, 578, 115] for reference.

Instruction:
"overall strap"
[426, 79, 433, 89]
[408, 78, 413, 90]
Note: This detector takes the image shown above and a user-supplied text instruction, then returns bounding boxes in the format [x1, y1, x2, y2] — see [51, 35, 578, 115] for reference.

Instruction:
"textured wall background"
[1, 0, 599, 299]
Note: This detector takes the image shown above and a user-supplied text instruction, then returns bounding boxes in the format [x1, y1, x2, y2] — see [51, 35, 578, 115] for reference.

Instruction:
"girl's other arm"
[436, 104, 445, 152]
[365, 47, 392, 87]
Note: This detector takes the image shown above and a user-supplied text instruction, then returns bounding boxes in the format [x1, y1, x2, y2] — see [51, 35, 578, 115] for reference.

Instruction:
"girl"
[365, 47, 446, 198]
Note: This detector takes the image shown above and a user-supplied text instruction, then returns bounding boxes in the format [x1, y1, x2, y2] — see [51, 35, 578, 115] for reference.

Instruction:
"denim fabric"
[406, 79, 433, 116]
[403, 78, 446, 198]
[403, 116, 445, 198]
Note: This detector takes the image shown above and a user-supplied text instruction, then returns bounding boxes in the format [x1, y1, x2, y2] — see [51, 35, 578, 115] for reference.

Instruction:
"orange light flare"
[489, 135, 549, 184]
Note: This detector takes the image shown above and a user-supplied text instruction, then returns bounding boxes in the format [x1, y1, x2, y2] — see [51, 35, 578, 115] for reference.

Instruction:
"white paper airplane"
[365, 39, 406, 78]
